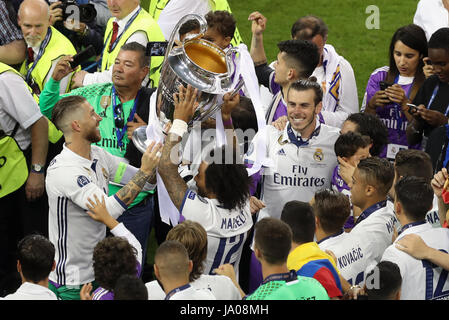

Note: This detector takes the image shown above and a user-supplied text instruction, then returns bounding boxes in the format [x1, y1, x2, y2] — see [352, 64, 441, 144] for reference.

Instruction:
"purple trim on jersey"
[113, 194, 128, 210]
[269, 76, 287, 122]
[249, 251, 263, 294]
[180, 189, 194, 213]
[93, 261, 142, 300]
[365, 68, 421, 157]
[331, 165, 350, 193]
[331, 166, 354, 229]
[318, 112, 325, 124]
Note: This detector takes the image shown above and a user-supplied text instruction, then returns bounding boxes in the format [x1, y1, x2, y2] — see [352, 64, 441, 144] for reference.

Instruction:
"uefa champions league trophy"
[132, 13, 243, 153]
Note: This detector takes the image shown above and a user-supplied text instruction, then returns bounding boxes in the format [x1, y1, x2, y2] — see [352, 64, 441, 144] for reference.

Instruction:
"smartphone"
[70, 45, 96, 69]
[146, 41, 169, 57]
[379, 81, 392, 91]
[407, 103, 418, 115]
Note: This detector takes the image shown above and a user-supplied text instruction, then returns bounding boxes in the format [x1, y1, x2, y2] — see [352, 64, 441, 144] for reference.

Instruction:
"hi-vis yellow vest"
[19, 26, 77, 94]
[146, 0, 243, 47]
[0, 63, 28, 197]
[2, 63, 62, 144]
[101, 8, 165, 88]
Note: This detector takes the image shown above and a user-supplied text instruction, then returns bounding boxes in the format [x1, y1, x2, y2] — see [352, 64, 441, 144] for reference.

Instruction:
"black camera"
[58, 0, 97, 24]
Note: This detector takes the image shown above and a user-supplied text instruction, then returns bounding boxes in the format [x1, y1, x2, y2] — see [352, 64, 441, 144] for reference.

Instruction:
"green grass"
[228, 0, 419, 106]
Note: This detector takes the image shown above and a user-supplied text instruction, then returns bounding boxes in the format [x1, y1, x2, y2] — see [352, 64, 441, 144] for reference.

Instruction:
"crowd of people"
[2, 0, 449, 302]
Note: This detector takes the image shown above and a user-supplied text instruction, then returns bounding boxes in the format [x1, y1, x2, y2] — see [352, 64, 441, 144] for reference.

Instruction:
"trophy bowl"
[132, 14, 240, 153]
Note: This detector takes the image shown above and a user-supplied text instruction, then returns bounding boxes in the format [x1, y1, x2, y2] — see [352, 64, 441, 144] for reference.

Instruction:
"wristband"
[223, 118, 233, 126]
[169, 119, 188, 137]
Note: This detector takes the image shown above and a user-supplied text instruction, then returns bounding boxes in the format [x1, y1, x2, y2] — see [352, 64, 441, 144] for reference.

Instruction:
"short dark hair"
[154, 240, 190, 277]
[204, 145, 251, 210]
[394, 176, 434, 221]
[357, 157, 394, 197]
[205, 10, 236, 39]
[231, 96, 257, 132]
[287, 78, 323, 105]
[277, 39, 320, 79]
[121, 41, 150, 67]
[365, 261, 402, 300]
[291, 15, 328, 40]
[114, 274, 148, 300]
[51, 95, 87, 132]
[166, 220, 208, 282]
[344, 113, 389, 157]
[254, 218, 292, 265]
[93, 236, 137, 291]
[429, 27, 449, 52]
[280, 200, 315, 244]
[313, 189, 351, 234]
[179, 19, 201, 38]
[17, 234, 55, 283]
[334, 132, 371, 158]
[394, 149, 433, 182]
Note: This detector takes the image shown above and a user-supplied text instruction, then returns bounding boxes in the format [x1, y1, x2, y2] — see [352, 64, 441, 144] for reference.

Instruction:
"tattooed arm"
[158, 84, 198, 210]
[115, 141, 162, 206]
[158, 132, 188, 210]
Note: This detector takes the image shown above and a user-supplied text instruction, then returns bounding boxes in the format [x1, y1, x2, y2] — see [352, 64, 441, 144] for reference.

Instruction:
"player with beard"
[45, 95, 162, 300]
[157, 84, 253, 280]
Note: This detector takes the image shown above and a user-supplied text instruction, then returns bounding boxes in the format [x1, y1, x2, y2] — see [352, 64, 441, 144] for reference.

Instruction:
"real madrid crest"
[313, 148, 324, 162]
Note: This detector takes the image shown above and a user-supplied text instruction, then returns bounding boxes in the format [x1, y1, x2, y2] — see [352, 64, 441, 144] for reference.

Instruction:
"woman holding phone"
[361, 24, 428, 160]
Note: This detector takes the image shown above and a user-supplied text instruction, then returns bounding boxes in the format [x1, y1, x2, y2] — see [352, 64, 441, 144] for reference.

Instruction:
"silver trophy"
[132, 14, 243, 153]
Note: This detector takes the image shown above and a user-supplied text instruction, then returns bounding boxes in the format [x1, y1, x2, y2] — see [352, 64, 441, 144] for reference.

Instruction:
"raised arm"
[158, 85, 198, 210]
[248, 11, 268, 66]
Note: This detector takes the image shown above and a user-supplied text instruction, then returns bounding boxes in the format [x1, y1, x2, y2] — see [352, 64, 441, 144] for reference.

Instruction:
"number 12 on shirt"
[209, 234, 246, 274]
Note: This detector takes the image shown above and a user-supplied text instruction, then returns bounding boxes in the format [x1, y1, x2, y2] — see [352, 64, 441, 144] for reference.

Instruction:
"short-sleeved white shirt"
[382, 221, 449, 300]
[246, 122, 339, 221]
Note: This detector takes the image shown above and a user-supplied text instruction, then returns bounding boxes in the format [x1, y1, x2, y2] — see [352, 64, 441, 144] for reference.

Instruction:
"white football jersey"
[46, 145, 131, 285]
[319, 201, 399, 285]
[146, 274, 241, 300]
[180, 189, 253, 279]
[382, 221, 449, 300]
[245, 122, 339, 221]
[425, 195, 442, 228]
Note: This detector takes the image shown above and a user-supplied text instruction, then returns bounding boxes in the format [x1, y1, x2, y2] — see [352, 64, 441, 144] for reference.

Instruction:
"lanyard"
[317, 229, 345, 245]
[164, 284, 191, 300]
[261, 270, 297, 285]
[426, 84, 449, 116]
[354, 200, 387, 226]
[107, 8, 141, 53]
[111, 86, 140, 150]
[398, 220, 427, 236]
[286, 123, 321, 148]
[25, 27, 52, 85]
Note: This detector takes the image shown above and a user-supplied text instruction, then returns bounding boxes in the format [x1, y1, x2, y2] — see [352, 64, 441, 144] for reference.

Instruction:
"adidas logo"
[277, 148, 286, 156]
